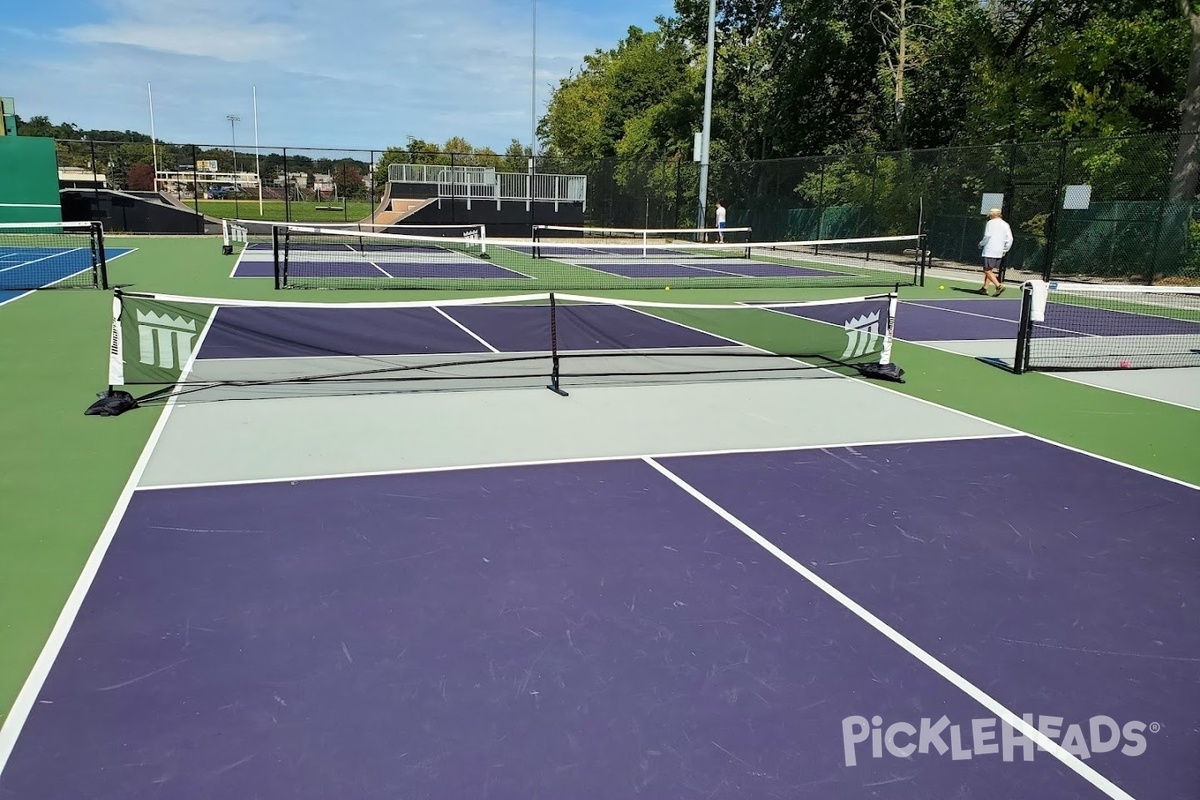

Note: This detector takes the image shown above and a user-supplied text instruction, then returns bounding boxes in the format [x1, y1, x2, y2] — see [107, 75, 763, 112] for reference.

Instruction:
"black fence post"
[1043, 139, 1069, 282]
[1147, 197, 1168, 286]
[88, 139, 100, 216]
[370, 150, 377, 226]
[867, 152, 880, 261]
[191, 145, 202, 233]
[674, 159, 683, 229]
[815, 159, 827, 253]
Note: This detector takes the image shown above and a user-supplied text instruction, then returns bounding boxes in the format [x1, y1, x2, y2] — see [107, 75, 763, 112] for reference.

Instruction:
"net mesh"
[222, 218, 486, 254]
[0, 221, 107, 290]
[533, 225, 754, 244]
[1016, 281, 1200, 371]
[260, 224, 925, 290]
[97, 289, 904, 408]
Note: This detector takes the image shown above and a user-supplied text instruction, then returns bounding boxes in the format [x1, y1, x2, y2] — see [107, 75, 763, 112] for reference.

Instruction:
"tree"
[125, 163, 156, 191]
[1171, 0, 1200, 201]
[971, 0, 1188, 142]
[333, 164, 364, 198]
[540, 24, 697, 160]
[501, 139, 531, 172]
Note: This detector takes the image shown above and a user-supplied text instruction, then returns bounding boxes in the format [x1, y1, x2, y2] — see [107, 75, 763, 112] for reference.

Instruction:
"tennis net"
[532, 224, 754, 245]
[222, 218, 485, 255]
[267, 223, 927, 290]
[0, 221, 108, 290]
[1014, 281, 1200, 372]
[85, 290, 904, 415]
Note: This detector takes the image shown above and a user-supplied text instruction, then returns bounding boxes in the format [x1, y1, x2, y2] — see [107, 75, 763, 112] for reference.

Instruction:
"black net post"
[546, 292, 568, 396]
[93, 221, 109, 289]
[272, 225, 282, 289]
[1013, 284, 1033, 374]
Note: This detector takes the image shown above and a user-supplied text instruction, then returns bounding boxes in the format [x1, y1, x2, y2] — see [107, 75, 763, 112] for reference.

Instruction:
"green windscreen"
[0, 136, 61, 224]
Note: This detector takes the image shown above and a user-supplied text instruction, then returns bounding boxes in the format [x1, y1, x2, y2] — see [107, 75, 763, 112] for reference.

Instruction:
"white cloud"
[60, 0, 307, 61]
[64, 24, 306, 62]
[6, 0, 676, 150]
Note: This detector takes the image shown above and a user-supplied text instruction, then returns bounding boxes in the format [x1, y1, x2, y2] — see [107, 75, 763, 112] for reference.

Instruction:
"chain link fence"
[54, 133, 1199, 284]
[580, 133, 1199, 286]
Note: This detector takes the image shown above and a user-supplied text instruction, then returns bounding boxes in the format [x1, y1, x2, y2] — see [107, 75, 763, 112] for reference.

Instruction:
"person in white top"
[977, 207, 1013, 296]
[715, 201, 727, 242]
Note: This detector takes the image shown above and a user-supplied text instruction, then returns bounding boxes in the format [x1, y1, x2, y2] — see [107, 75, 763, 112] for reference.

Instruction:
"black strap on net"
[546, 292, 568, 396]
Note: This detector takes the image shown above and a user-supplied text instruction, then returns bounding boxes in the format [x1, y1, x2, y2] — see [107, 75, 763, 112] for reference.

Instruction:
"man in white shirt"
[715, 201, 727, 242]
[978, 207, 1013, 296]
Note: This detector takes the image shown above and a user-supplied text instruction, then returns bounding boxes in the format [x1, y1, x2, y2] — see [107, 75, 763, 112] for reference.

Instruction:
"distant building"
[59, 166, 108, 190]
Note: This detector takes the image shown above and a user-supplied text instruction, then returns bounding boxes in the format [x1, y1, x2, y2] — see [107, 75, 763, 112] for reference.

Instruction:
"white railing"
[495, 173, 588, 203]
[389, 163, 495, 185]
[392, 163, 587, 206]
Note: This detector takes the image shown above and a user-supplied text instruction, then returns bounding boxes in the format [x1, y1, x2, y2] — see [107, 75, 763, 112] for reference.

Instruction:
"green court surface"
[0, 233, 1196, 736]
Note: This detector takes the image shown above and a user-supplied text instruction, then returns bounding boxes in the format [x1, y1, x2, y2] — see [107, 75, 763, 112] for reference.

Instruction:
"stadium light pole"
[530, 0, 537, 234]
[253, 87, 263, 216]
[696, 0, 716, 233]
[147, 83, 159, 193]
[227, 114, 241, 217]
[531, 0, 537, 179]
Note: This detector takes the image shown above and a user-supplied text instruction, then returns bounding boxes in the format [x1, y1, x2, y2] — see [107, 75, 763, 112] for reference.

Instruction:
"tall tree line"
[538, 0, 1195, 163]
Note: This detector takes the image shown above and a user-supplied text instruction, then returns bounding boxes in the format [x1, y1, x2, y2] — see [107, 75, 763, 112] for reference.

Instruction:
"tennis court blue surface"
[0, 244, 133, 296]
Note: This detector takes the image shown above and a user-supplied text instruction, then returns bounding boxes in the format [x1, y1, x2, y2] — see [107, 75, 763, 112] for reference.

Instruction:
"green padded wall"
[0, 136, 61, 224]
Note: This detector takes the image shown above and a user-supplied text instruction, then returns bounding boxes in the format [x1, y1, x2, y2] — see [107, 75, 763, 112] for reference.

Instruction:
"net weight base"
[84, 390, 139, 417]
[856, 362, 905, 382]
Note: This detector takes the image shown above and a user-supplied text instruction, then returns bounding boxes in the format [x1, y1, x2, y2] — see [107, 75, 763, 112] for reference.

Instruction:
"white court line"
[0, 248, 137, 309]
[227, 242, 252, 279]
[0, 305, 220, 777]
[642, 456, 1137, 800]
[546, 255, 636, 280]
[905, 298, 1102, 339]
[1044, 372, 1200, 413]
[685, 297, 1200, 492]
[136, 432, 1022, 492]
[433, 307, 500, 353]
[894, 332, 1200, 412]
[0, 247, 86, 275]
[902, 299, 1018, 325]
[840, 342, 1200, 493]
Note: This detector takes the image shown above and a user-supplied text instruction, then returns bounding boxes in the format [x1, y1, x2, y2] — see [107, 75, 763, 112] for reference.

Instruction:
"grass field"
[195, 199, 376, 223]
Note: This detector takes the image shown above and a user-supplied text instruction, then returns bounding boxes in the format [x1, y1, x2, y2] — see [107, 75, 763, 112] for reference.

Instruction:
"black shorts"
[983, 257, 1003, 271]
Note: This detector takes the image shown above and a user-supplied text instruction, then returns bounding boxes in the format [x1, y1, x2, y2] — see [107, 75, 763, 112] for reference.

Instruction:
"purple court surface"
[575, 260, 852, 280]
[234, 257, 529, 281]
[197, 304, 737, 360]
[1, 436, 1196, 799]
[771, 297, 1200, 343]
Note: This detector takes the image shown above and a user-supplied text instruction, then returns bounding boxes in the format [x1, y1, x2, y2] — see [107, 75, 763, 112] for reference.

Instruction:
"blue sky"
[1, 0, 676, 152]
